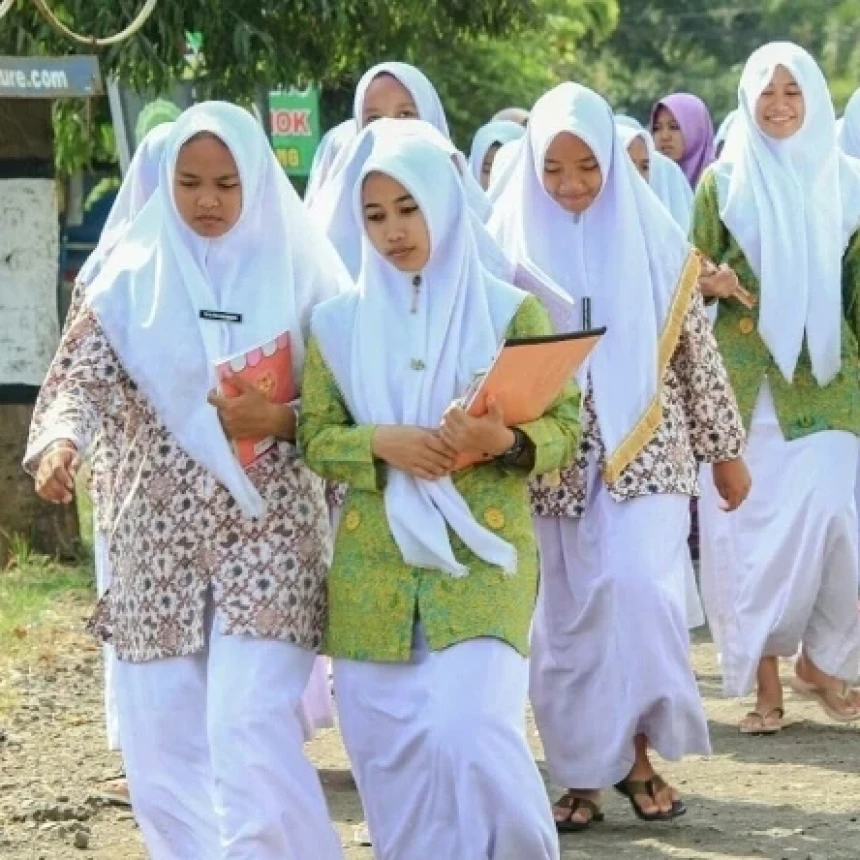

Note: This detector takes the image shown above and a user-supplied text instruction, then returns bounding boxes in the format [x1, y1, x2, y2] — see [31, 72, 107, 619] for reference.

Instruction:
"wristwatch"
[497, 428, 529, 467]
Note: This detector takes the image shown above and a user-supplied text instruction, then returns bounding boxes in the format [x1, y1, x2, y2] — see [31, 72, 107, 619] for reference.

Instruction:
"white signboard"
[0, 180, 60, 385]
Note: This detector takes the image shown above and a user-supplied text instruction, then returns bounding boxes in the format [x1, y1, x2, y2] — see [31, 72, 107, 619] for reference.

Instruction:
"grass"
[0, 488, 95, 715]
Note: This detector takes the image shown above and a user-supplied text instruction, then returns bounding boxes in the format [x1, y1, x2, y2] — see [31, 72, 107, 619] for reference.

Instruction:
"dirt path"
[1, 592, 859, 859]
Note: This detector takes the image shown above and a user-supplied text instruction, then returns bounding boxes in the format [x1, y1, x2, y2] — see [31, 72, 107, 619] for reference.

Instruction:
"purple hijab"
[651, 93, 715, 187]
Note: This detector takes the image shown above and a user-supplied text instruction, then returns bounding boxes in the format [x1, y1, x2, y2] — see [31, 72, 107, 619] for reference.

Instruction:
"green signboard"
[269, 86, 320, 177]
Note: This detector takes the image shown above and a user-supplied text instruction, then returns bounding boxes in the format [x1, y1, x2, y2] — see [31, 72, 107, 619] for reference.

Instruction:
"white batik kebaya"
[87, 102, 352, 518]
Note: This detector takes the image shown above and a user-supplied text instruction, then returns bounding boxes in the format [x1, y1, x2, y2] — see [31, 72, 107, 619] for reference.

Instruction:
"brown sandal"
[614, 775, 685, 821]
[553, 791, 605, 832]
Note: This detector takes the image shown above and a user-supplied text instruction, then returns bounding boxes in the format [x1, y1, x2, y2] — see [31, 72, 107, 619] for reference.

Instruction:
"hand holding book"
[208, 374, 295, 444]
[439, 397, 516, 462]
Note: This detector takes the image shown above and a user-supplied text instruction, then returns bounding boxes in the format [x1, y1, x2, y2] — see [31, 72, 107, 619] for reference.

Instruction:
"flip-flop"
[739, 706, 784, 735]
[553, 792, 605, 833]
[788, 677, 860, 723]
[614, 776, 683, 822]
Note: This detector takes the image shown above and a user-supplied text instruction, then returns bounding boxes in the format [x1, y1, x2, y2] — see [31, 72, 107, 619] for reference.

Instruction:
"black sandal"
[614, 775, 685, 822]
[553, 791, 605, 832]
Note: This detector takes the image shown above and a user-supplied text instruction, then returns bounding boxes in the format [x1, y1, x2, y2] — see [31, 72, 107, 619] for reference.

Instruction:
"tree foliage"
[564, 0, 860, 124]
[0, 0, 538, 95]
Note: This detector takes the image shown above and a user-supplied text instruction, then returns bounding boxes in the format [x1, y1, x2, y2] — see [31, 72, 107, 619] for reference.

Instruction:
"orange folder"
[215, 332, 295, 469]
[452, 328, 605, 470]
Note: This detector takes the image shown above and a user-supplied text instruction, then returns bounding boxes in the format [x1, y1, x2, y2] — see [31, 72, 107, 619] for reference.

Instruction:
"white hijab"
[487, 137, 524, 201]
[714, 110, 738, 155]
[716, 42, 860, 386]
[87, 102, 352, 518]
[304, 119, 357, 208]
[351, 62, 492, 221]
[617, 124, 694, 232]
[77, 122, 173, 286]
[353, 62, 450, 137]
[838, 88, 860, 159]
[312, 135, 525, 577]
[309, 118, 511, 280]
[468, 120, 525, 183]
[490, 83, 695, 483]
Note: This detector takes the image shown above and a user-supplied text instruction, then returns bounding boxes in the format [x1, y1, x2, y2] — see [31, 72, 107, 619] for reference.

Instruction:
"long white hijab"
[77, 122, 173, 286]
[87, 102, 352, 518]
[313, 135, 525, 576]
[353, 62, 450, 136]
[716, 42, 860, 385]
[304, 119, 357, 208]
[490, 83, 696, 483]
[309, 118, 511, 280]
[468, 120, 525, 184]
[837, 89, 860, 159]
[617, 124, 694, 232]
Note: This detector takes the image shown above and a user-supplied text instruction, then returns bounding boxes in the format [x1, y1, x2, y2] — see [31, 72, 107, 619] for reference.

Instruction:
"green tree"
[564, 0, 860, 124]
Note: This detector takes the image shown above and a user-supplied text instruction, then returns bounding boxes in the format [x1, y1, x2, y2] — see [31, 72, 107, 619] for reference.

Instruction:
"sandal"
[553, 791, 604, 833]
[614, 775, 685, 822]
[739, 707, 784, 735]
[788, 677, 860, 723]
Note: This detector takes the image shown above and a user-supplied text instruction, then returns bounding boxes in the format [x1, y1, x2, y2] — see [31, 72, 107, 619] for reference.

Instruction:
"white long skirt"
[530, 466, 710, 790]
[699, 382, 860, 697]
[334, 626, 559, 860]
[115, 614, 343, 860]
[94, 531, 120, 752]
[297, 657, 335, 741]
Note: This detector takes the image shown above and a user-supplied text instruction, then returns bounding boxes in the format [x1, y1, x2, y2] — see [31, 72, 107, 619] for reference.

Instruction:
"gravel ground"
[1, 592, 858, 859]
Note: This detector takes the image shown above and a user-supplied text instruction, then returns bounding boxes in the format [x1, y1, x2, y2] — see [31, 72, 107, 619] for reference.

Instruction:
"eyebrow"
[177, 170, 239, 181]
[364, 101, 417, 114]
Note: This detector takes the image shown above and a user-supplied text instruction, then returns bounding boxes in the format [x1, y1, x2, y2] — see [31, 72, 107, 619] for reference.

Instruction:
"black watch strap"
[497, 428, 528, 466]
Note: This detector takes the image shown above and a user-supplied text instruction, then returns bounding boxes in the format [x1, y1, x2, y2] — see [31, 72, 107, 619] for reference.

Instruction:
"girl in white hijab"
[300, 133, 580, 860]
[490, 82, 748, 828]
[352, 61, 492, 220]
[617, 123, 695, 232]
[468, 119, 525, 189]
[693, 42, 860, 731]
[304, 118, 357, 208]
[26, 102, 351, 859]
[310, 118, 510, 280]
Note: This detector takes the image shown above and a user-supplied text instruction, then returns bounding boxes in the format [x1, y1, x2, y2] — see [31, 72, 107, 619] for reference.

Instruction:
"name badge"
[200, 309, 242, 323]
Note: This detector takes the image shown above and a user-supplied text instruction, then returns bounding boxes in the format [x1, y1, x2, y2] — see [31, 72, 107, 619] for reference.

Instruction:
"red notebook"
[215, 332, 295, 469]
[452, 328, 605, 470]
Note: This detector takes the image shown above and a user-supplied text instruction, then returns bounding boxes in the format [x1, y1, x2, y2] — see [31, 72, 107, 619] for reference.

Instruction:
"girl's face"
[480, 143, 502, 190]
[173, 134, 242, 238]
[362, 171, 431, 272]
[653, 106, 685, 163]
[755, 65, 805, 140]
[361, 74, 419, 127]
[627, 136, 650, 181]
[542, 132, 603, 214]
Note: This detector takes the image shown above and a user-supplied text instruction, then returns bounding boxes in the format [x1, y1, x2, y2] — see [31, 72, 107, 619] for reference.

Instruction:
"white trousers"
[94, 531, 120, 752]
[115, 617, 343, 860]
[530, 472, 710, 790]
[699, 383, 860, 696]
[334, 627, 559, 860]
